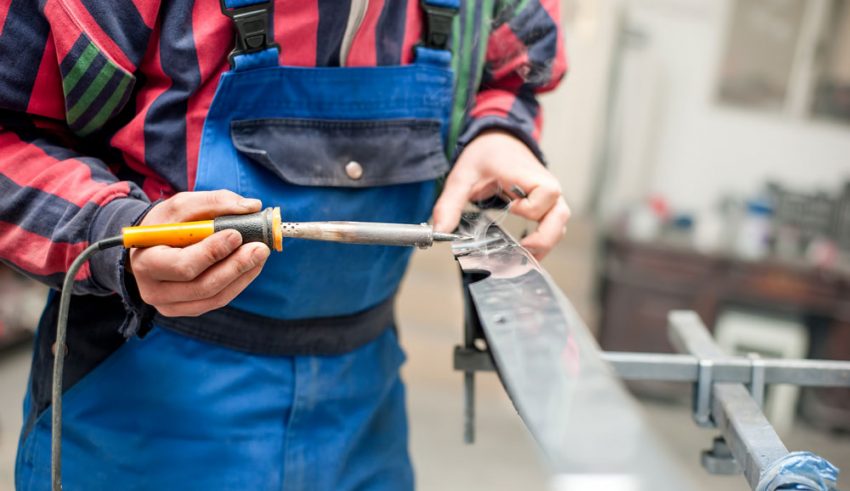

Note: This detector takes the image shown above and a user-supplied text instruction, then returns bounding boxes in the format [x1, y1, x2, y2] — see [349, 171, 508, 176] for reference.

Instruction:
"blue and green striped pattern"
[59, 35, 135, 136]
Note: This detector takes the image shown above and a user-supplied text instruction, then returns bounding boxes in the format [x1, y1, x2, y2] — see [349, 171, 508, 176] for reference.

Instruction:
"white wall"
[618, 0, 850, 213]
[539, 0, 623, 215]
[542, 0, 850, 218]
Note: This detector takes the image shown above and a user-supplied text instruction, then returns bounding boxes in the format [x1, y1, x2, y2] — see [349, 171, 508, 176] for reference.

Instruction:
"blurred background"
[2, 0, 850, 489]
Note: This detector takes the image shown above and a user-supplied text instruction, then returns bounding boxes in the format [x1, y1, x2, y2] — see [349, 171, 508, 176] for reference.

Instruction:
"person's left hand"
[432, 129, 571, 260]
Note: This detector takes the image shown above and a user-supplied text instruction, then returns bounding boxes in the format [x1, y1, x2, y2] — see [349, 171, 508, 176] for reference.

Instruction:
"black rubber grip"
[213, 208, 274, 247]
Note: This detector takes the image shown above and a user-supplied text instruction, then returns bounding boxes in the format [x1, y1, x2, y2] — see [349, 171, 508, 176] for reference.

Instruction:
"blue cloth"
[423, 0, 460, 9]
[199, 45, 454, 320]
[231, 47, 279, 71]
[222, 0, 267, 9]
[16, 327, 412, 490]
[756, 452, 839, 491]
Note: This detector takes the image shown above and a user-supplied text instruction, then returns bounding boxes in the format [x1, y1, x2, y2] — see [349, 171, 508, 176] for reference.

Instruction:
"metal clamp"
[701, 436, 742, 475]
[420, 1, 458, 50]
[219, 0, 280, 65]
[667, 312, 795, 489]
[694, 358, 715, 427]
[748, 353, 766, 409]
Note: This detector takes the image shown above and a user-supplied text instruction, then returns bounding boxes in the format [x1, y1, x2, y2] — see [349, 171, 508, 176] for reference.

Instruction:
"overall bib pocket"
[222, 114, 445, 319]
[231, 118, 450, 188]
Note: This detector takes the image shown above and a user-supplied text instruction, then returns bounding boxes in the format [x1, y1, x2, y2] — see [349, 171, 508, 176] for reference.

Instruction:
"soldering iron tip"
[433, 232, 473, 242]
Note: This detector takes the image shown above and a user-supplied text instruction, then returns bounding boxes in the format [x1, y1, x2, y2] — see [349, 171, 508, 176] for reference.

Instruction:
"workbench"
[598, 235, 850, 430]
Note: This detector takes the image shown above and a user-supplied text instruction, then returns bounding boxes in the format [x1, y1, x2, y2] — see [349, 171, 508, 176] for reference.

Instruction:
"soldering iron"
[50, 207, 467, 490]
[122, 207, 466, 250]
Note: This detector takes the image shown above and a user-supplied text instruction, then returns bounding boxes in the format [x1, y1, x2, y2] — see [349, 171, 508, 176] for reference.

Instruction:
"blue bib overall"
[16, 1, 458, 489]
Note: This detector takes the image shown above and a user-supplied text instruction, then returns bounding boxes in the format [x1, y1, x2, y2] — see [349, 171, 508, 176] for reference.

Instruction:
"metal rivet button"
[345, 161, 363, 180]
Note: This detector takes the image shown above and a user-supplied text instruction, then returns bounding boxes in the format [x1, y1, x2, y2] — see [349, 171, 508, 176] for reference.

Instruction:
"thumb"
[433, 169, 477, 233]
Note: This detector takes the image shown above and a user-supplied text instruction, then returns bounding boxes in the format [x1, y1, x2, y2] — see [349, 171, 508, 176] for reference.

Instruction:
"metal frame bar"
[453, 346, 494, 372]
[459, 271, 488, 444]
[601, 352, 850, 387]
[667, 311, 790, 489]
[459, 347, 850, 388]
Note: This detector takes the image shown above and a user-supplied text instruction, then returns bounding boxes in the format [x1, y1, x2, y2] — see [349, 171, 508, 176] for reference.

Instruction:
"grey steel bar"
[601, 352, 699, 381]
[453, 213, 694, 489]
[761, 359, 850, 386]
[694, 358, 715, 427]
[454, 346, 496, 372]
[748, 354, 766, 409]
[463, 372, 475, 444]
[460, 275, 482, 445]
[667, 311, 789, 490]
[600, 352, 850, 387]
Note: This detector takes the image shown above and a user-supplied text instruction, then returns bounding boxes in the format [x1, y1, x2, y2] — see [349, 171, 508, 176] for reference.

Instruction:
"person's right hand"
[128, 190, 271, 317]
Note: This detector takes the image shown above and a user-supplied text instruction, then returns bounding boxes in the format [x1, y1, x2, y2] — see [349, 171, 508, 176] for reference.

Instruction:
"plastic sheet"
[756, 452, 839, 491]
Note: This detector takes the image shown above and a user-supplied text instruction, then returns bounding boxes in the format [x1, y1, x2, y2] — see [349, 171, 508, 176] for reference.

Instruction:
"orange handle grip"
[122, 221, 215, 248]
[120, 207, 282, 251]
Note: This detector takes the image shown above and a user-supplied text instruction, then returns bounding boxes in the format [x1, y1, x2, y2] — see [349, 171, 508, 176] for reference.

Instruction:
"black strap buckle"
[219, 0, 279, 65]
[421, 1, 458, 50]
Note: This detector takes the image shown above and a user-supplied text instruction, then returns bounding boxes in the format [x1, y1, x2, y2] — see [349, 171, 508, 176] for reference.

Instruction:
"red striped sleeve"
[109, 21, 175, 201]
[462, 0, 566, 151]
[539, 0, 568, 92]
[0, 222, 91, 280]
[53, 0, 135, 70]
[0, 0, 12, 37]
[27, 32, 65, 119]
[130, 0, 158, 29]
[532, 105, 542, 140]
[0, 131, 131, 207]
[469, 88, 518, 120]
[485, 24, 529, 82]
[43, 0, 76, 62]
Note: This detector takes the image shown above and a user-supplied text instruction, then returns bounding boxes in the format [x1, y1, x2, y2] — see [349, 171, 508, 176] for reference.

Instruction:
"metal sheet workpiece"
[452, 213, 694, 490]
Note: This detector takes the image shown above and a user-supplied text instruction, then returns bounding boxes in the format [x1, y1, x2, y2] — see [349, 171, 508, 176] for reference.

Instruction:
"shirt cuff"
[88, 197, 157, 337]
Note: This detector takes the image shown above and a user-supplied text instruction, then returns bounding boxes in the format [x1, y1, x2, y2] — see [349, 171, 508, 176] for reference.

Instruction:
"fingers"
[509, 180, 562, 222]
[140, 243, 270, 306]
[520, 198, 571, 260]
[131, 230, 244, 282]
[128, 190, 270, 318]
[156, 256, 267, 318]
[433, 166, 479, 233]
[146, 190, 262, 224]
[433, 132, 568, 256]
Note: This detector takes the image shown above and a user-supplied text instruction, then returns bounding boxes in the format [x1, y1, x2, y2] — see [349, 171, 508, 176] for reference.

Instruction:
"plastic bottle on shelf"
[735, 199, 773, 260]
[626, 195, 668, 242]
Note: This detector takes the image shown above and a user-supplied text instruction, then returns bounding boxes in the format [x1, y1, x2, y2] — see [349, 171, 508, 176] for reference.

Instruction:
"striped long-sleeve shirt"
[0, 0, 566, 334]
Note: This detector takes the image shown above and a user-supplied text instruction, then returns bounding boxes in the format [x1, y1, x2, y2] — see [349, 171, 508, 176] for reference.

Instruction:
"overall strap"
[219, 0, 459, 70]
[415, 0, 460, 68]
[421, 0, 460, 51]
[219, 0, 279, 70]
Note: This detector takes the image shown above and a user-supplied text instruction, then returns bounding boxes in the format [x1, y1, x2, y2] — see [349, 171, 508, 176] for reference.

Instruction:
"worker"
[1, 1, 568, 489]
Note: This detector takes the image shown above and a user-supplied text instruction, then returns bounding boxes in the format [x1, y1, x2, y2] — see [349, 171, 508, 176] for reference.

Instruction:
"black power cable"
[51, 236, 124, 491]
